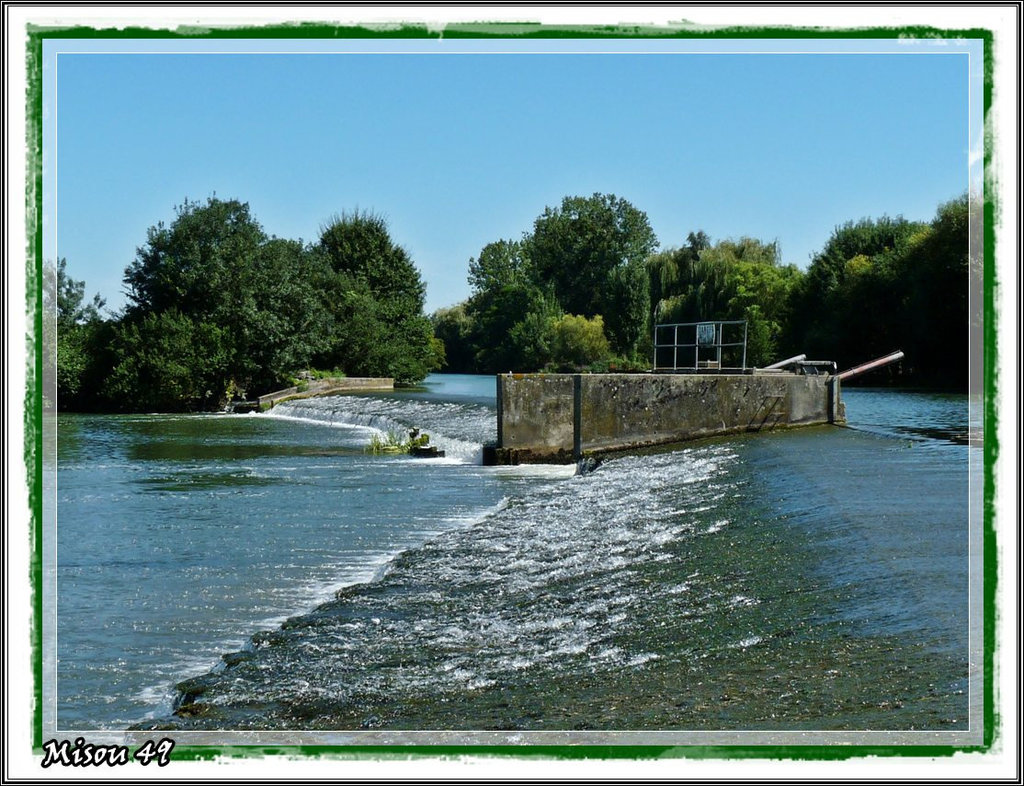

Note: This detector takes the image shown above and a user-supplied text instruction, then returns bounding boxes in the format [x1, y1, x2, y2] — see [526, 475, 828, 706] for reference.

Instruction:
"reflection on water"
[842, 387, 976, 446]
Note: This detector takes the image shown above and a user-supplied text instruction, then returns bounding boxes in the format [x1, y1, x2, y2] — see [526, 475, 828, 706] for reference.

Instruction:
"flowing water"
[51, 376, 978, 735]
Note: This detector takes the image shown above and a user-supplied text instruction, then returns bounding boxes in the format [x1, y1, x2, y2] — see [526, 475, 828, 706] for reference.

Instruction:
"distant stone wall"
[258, 377, 394, 408]
[493, 372, 839, 464]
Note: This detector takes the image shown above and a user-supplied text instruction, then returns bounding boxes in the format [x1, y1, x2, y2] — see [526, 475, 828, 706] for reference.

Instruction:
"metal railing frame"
[652, 319, 748, 372]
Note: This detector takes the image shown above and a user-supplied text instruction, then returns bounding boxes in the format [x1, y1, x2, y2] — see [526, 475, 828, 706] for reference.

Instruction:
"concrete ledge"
[258, 377, 394, 408]
[493, 372, 838, 464]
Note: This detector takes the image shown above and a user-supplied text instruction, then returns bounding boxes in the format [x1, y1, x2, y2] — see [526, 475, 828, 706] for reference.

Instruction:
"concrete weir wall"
[258, 377, 394, 409]
[492, 372, 841, 464]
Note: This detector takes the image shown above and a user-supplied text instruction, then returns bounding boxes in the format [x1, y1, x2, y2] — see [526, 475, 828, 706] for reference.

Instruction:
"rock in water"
[411, 446, 445, 459]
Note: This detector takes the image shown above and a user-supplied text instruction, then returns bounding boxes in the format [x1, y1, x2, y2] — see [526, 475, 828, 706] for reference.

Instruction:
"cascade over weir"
[247, 317, 902, 467]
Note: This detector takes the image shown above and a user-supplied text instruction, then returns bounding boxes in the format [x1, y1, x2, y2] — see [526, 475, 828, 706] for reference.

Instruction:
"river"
[49, 375, 980, 740]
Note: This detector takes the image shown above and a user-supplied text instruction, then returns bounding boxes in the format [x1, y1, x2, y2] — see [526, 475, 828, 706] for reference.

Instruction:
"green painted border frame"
[23, 19, 998, 765]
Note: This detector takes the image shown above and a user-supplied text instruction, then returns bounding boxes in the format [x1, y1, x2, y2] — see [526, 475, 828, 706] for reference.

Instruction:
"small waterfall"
[268, 394, 496, 464]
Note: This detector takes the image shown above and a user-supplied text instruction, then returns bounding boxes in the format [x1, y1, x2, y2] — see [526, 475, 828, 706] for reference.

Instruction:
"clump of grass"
[367, 430, 407, 454]
[366, 428, 432, 455]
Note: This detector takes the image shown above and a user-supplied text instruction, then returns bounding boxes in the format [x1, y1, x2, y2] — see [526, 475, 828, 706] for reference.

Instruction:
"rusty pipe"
[836, 350, 905, 381]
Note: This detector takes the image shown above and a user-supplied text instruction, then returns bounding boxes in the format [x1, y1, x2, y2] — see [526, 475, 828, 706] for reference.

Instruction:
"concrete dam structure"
[486, 371, 845, 465]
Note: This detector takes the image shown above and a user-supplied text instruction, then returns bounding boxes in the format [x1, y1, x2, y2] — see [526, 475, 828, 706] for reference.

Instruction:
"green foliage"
[59, 198, 439, 412]
[431, 304, 477, 373]
[125, 198, 266, 319]
[43, 259, 113, 410]
[456, 193, 656, 371]
[242, 237, 334, 392]
[646, 231, 710, 313]
[653, 236, 799, 368]
[603, 258, 651, 358]
[893, 195, 972, 386]
[527, 193, 658, 320]
[457, 192, 970, 384]
[783, 205, 965, 384]
[366, 430, 408, 454]
[468, 239, 530, 294]
[366, 428, 432, 455]
[548, 314, 612, 371]
[308, 367, 347, 380]
[465, 281, 560, 373]
[49, 257, 106, 331]
[119, 197, 334, 400]
[104, 310, 231, 412]
[318, 209, 426, 310]
[55, 189, 972, 411]
[316, 212, 438, 385]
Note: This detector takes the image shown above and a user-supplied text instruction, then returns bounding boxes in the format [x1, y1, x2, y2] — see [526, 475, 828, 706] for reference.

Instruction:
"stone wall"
[493, 372, 839, 464]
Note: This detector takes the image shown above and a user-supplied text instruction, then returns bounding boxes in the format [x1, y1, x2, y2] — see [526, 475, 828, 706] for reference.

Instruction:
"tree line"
[50, 190, 971, 413]
[433, 191, 972, 388]
[48, 198, 442, 412]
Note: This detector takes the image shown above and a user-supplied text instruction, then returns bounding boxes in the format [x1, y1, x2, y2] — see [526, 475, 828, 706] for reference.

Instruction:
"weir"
[485, 371, 845, 465]
[257, 376, 394, 410]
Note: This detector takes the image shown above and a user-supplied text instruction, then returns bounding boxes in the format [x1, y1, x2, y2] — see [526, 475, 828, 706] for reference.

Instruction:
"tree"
[103, 310, 231, 412]
[654, 236, 801, 368]
[647, 232, 708, 315]
[786, 214, 927, 366]
[43, 259, 112, 409]
[239, 238, 334, 394]
[549, 314, 612, 370]
[898, 195, 971, 386]
[465, 281, 559, 373]
[118, 197, 346, 401]
[318, 210, 426, 311]
[468, 239, 530, 294]
[526, 193, 658, 320]
[431, 303, 477, 373]
[726, 251, 803, 367]
[124, 198, 266, 319]
[49, 257, 106, 330]
[603, 258, 651, 358]
[121, 197, 272, 396]
[316, 211, 438, 384]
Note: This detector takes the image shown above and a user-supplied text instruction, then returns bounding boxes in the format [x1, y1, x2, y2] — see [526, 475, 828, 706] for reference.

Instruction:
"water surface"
[53, 376, 974, 733]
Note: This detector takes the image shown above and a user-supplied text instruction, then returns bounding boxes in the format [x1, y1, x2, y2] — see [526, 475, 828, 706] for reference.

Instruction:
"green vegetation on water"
[366, 428, 433, 455]
[50, 191, 971, 413]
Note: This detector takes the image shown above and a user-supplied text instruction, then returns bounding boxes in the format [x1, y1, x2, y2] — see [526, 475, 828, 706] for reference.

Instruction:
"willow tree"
[655, 236, 801, 368]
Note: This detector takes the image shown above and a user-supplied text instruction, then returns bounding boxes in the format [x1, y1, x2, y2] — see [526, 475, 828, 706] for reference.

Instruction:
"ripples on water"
[55, 377, 972, 732]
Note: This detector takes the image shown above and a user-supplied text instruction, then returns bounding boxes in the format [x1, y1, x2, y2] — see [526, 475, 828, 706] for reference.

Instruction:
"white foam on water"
[731, 635, 764, 649]
[626, 652, 661, 667]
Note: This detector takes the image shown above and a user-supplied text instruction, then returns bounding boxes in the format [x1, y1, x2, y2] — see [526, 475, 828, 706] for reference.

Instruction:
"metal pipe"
[836, 350, 905, 381]
[742, 321, 748, 370]
[763, 353, 807, 370]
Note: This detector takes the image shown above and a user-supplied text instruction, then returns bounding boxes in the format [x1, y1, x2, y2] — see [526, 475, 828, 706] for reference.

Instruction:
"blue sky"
[47, 37, 980, 314]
